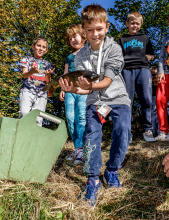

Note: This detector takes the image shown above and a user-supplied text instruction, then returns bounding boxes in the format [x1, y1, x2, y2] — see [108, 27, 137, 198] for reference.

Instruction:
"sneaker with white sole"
[74, 148, 83, 165]
[155, 131, 169, 141]
[143, 130, 156, 142]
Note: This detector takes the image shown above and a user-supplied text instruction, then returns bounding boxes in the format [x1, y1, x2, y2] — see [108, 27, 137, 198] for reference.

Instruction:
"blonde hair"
[33, 36, 48, 48]
[81, 4, 108, 27]
[126, 12, 143, 25]
[66, 24, 87, 46]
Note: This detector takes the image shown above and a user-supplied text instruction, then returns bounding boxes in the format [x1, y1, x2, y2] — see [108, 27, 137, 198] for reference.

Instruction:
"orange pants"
[156, 75, 169, 133]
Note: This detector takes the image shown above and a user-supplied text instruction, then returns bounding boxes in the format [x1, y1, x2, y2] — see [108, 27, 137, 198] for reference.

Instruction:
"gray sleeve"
[74, 50, 85, 70]
[158, 37, 167, 74]
[104, 43, 124, 81]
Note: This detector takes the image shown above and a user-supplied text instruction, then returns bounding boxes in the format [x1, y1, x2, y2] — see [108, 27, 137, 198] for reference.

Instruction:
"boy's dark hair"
[81, 4, 108, 27]
[126, 12, 143, 25]
[66, 24, 87, 46]
[33, 36, 48, 48]
[150, 66, 158, 74]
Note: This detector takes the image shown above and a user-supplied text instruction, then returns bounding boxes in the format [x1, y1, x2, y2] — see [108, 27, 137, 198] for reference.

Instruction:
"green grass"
[1, 139, 169, 219]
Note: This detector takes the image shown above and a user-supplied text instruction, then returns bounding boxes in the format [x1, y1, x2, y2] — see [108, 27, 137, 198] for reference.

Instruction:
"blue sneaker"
[103, 169, 122, 188]
[82, 178, 102, 206]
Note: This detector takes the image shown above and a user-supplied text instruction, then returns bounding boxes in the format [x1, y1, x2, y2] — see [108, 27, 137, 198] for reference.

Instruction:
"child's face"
[69, 33, 84, 50]
[83, 20, 109, 51]
[32, 40, 48, 59]
[126, 18, 142, 35]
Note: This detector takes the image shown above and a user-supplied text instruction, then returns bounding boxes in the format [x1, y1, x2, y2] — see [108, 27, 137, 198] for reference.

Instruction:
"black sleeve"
[117, 38, 121, 45]
[146, 37, 154, 55]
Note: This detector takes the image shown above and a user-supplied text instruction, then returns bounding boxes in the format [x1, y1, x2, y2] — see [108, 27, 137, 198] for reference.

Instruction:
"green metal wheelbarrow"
[0, 110, 68, 183]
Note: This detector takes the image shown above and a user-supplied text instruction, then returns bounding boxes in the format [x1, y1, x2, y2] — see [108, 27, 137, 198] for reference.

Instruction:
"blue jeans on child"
[83, 104, 131, 177]
[152, 96, 159, 136]
[65, 92, 87, 149]
[122, 68, 153, 132]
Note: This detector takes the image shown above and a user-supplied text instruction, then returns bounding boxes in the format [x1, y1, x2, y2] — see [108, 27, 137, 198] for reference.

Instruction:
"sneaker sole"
[74, 159, 83, 165]
[143, 138, 157, 142]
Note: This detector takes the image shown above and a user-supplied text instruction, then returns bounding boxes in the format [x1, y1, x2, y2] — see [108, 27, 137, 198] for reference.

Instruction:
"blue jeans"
[83, 104, 131, 177]
[65, 92, 87, 149]
[122, 68, 152, 132]
[152, 96, 159, 136]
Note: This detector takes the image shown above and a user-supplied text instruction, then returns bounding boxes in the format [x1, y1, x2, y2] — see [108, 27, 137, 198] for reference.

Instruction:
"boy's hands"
[31, 62, 41, 74]
[60, 90, 65, 101]
[162, 153, 169, 177]
[59, 76, 92, 93]
[76, 76, 93, 90]
[158, 73, 165, 83]
[44, 68, 55, 84]
[31, 62, 55, 76]
[44, 68, 55, 77]
[59, 77, 78, 93]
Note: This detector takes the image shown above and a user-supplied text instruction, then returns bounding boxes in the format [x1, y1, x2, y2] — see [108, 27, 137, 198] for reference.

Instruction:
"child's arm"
[21, 62, 40, 78]
[59, 75, 112, 95]
[44, 68, 55, 84]
[158, 37, 167, 83]
[77, 76, 112, 91]
[60, 64, 68, 101]
[158, 72, 165, 83]
[162, 153, 169, 177]
[59, 77, 91, 95]
[145, 37, 155, 62]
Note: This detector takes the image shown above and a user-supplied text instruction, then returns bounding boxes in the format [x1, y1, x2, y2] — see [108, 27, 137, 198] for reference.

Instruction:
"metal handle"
[39, 112, 61, 124]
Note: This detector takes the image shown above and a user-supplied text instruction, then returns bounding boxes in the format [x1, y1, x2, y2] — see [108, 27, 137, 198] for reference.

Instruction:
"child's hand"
[146, 54, 155, 61]
[162, 153, 169, 177]
[146, 55, 151, 61]
[60, 90, 65, 101]
[59, 77, 77, 93]
[158, 73, 165, 83]
[44, 68, 55, 77]
[31, 62, 41, 74]
[76, 76, 93, 90]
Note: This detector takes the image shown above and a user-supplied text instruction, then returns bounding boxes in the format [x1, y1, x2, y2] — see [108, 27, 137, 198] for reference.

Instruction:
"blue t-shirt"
[65, 53, 75, 73]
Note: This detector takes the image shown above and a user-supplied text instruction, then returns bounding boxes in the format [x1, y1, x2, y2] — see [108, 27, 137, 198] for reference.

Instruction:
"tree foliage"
[108, 0, 169, 58]
[0, 0, 80, 118]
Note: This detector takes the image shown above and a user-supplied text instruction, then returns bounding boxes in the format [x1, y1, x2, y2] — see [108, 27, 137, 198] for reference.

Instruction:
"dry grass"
[1, 138, 169, 219]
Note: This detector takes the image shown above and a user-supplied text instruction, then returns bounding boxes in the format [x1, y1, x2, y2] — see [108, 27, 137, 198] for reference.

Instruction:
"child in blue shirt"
[59, 24, 87, 165]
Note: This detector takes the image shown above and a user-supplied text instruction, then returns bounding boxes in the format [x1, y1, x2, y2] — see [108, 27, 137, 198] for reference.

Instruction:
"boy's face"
[126, 18, 142, 35]
[32, 39, 48, 59]
[83, 20, 109, 51]
[69, 33, 84, 50]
